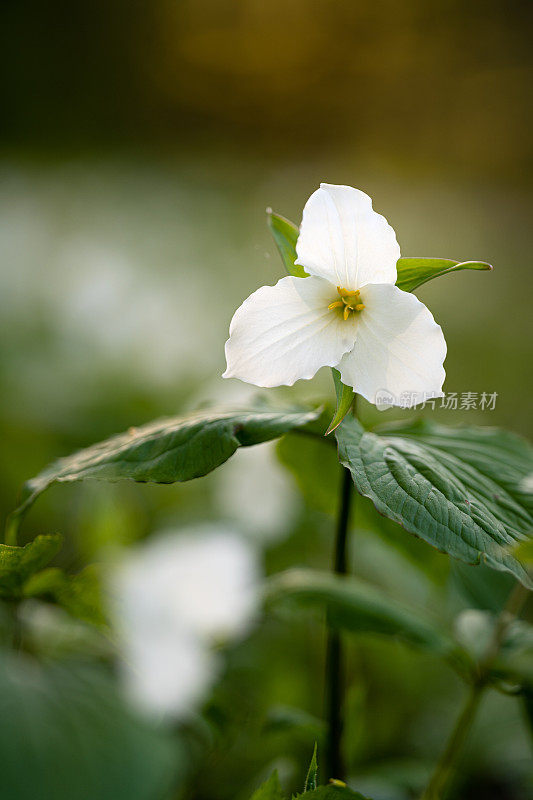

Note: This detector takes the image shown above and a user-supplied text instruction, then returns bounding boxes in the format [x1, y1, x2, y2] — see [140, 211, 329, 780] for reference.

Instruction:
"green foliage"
[249, 770, 370, 800]
[0, 650, 178, 800]
[266, 569, 462, 664]
[266, 211, 490, 294]
[0, 534, 62, 598]
[24, 564, 106, 627]
[8, 405, 320, 538]
[277, 429, 339, 516]
[336, 417, 533, 587]
[395, 257, 492, 292]
[297, 788, 369, 800]
[250, 771, 284, 800]
[326, 370, 355, 436]
[450, 561, 514, 614]
[267, 210, 307, 278]
[304, 743, 318, 791]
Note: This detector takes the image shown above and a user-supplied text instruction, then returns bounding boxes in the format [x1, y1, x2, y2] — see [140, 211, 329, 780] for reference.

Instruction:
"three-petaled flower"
[223, 183, 446, 407]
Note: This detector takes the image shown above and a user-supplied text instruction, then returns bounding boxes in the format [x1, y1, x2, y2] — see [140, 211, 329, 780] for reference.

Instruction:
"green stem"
[324, 464, 353, 781]
[420, 681, 484, 800]
[420, 581, 530, 800]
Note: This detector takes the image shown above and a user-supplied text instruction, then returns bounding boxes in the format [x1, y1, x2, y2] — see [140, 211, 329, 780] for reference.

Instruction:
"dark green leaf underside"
[336, 417, 533, 587]
[9, 406, 320, 535]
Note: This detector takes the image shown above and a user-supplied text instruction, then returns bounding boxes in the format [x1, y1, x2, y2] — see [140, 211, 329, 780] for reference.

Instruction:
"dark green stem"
[324, 465, 353, 781]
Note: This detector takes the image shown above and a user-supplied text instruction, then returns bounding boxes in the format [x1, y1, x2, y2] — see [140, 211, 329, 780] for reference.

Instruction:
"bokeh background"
[1, 1, 532, 798]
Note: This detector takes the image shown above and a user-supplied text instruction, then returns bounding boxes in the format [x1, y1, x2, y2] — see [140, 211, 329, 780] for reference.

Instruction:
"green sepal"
[396, 257, 492, 293]
[267, 210, 307, 278]
[326, 369, 355, 436]
[266, 211, 491, 294]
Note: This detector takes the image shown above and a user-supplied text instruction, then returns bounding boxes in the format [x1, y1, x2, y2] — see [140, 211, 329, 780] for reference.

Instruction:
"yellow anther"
[329, 286, 364, 320]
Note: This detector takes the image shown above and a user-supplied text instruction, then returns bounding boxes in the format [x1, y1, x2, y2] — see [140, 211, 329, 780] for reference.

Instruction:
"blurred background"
[1, 1, 532, 798]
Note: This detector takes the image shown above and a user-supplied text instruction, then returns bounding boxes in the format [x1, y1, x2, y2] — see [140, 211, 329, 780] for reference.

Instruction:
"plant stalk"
[324, 464, 353, 781]
[420, 581, 530, 800]
[420, 681, 484, 800]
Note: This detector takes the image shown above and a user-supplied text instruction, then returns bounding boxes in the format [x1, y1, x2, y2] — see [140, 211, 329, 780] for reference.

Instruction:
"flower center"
[328, 286, 365, 321]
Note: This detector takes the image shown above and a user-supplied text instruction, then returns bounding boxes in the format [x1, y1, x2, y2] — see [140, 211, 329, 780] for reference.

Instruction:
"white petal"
[295, 184, 400, 290]
[121, 628, 217, 719]
[223, 275, 357, 387]
[111, 526, 259, 642]
[338, 283, 446, 407]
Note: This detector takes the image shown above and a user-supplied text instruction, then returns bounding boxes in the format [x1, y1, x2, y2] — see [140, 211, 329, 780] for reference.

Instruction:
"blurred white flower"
[109, 526, 260, 719]
[215, 442, 299, 543]
[224, 183, 446, 407]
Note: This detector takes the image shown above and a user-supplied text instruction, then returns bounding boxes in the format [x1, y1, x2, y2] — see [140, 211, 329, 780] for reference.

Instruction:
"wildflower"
[109, 527, 259, 719]
[223, 184, 446, 406]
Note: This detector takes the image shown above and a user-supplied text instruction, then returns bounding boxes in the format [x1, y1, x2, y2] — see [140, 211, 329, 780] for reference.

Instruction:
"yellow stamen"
[337, 286, 358, 297]
[329, 285, 365, 320]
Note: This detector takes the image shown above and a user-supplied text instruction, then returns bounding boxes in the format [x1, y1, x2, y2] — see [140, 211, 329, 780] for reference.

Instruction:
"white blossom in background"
[223, 183, 447, 407]
[108, 527, 260, 720]
[215, 442, 299, 543]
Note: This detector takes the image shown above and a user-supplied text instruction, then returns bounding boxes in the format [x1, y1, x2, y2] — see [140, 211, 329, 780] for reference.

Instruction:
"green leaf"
[0, 650, 178, 800]
[336, 417, 533, 587]
[267, 569, 462, 663]
[24, 564, 106, 627]
[304, 743, 318, 792]
[297, 785, 370, 799]
[326, 370, 355, 436]
[395, 257, 492, 293]
[267, 210, 307, 278]
[8, 405, 320, 537]
[0, 534, 62, 598]
[250, 771, 284, 800]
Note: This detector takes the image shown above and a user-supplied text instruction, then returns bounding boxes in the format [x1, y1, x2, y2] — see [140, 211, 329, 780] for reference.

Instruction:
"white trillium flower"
[108, 526, 260, 720]
[223, 183, 446, 406]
